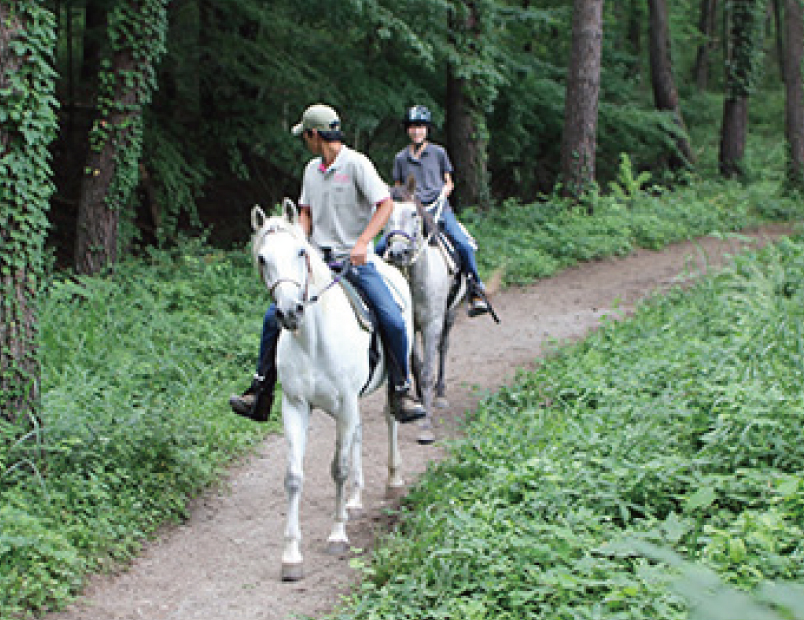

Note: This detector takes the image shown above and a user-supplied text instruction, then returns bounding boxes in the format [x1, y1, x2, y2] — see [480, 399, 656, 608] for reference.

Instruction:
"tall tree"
[784, 0, 804, 189]
[560, 0, 604, 202]
[719, 0, 766, 178]
[446, 0, 496, 210]
[694, 0, 719, 90]
[74, 0, 168, 274]
[0, 1, 58, 424]
[647, 0, 695, 168]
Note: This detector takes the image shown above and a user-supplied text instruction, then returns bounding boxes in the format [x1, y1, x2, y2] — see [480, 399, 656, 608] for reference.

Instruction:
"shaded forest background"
[44, 0, 799, 265]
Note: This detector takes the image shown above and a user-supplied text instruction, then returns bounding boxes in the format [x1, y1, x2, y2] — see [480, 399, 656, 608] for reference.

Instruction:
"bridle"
[256, 225, 346, 307]
[383, 196, 442, 267]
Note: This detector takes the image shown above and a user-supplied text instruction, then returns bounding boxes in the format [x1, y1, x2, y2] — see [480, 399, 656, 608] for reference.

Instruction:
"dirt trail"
[47, 224, 795, 620]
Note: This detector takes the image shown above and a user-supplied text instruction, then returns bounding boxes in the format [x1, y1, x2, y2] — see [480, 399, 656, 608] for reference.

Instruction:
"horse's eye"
[298, 248, 306, 258]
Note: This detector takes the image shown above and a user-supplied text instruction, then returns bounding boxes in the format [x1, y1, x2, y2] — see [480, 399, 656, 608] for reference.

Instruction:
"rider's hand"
[350, 240, 369, 266]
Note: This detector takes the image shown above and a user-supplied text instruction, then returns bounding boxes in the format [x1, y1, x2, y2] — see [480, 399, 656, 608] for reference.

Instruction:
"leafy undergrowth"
[467, 174, 802, 286]
[330, 237, 804, 620]
[0, 239, 279, 618]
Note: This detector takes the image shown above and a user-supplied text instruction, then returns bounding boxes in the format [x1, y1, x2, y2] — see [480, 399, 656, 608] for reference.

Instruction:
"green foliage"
[465, 174, 802, 287]
[0, 239, 277, 616]
[0, 1, 59, 418]
[328, 234, 804, 620]
[609, 153, 653, 201]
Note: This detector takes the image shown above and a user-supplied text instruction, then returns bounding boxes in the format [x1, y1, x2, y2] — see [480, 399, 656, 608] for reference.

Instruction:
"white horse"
[250, 199, 410, 581]
[382, 179, 467, 445]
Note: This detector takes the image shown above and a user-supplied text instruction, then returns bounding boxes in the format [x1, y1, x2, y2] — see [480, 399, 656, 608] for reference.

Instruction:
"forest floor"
[45, 222, 795, 620]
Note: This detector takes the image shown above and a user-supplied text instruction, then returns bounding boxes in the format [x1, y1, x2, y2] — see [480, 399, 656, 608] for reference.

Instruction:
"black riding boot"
[229, 340, 278, 423]
[467, 277, 490, 317]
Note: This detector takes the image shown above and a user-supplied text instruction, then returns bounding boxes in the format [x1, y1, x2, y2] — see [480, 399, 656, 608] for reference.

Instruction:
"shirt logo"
[334, 172, 350, 183]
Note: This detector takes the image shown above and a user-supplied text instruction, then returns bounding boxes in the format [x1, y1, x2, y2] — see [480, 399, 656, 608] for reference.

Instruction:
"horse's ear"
[251, 205, 267, 231]
[406, 174, 416, 196]
[283, 198, 299, 224]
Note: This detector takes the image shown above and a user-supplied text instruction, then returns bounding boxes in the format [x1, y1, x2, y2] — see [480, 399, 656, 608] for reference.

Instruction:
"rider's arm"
[299, 204, 312, 237]
[350, 197, 393, 266]
[441, 172, 454, 200]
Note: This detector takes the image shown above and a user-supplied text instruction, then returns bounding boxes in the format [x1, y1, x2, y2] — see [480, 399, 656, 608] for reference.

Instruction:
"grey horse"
[382, 178, 467, 444]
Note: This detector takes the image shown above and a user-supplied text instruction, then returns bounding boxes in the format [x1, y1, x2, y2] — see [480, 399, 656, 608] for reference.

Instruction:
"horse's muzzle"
[387, 246, 413, 268]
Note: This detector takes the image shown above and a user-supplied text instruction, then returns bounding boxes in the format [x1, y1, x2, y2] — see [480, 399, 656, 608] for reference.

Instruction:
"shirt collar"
[318, 145, 349, 173]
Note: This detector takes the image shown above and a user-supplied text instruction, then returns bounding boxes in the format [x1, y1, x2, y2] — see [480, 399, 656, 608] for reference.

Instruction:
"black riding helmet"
[404, 105, 432, 127]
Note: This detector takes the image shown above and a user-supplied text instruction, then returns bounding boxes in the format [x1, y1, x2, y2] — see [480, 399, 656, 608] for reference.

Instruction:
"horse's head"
[384, 180, 425, 268]
[251, 199, 311, 331]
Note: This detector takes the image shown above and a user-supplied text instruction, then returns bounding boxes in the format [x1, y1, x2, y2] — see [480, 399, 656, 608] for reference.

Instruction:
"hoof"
[326, 540, 350, 556]
[385, 483, 406, 500]
[281, 562, 304, 581]
[347, 505, 365, 520]
[434, 396, 449, 409]
[417, 426, 436, 445]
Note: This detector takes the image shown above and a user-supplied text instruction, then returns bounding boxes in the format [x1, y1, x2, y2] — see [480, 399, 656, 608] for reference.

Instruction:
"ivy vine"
[0, 1, 59, 421]
[86, 0, 168, 214]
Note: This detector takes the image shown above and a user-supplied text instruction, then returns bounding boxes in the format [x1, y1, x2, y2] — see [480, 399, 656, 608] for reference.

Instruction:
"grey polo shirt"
[299, 145, 390, 256]
[392, 143, 453, 205]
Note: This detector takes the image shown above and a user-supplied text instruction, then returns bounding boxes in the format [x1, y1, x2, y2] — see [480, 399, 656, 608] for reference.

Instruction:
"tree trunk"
[694, 0, 719, 90]
[0, 2, 58, 425]
[560, 0, 604, 203]
[719, 96, 750, 176]
[75, 0, 167, 274]
[445, 1, 489, 210]
[784, 0, 804, 188]
[718, 0, 764, 178]
[446, 67, 487, 210]
[772, 0, 785, 82]
[647, 0, 695, 167]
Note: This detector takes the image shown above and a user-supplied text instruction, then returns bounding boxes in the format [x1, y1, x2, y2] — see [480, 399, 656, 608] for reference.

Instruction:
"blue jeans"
[376, 202, 482, 284]
[257, 261, 410, 389]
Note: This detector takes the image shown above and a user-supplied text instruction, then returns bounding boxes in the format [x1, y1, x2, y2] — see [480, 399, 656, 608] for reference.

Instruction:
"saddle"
[324, 255, 409, 395]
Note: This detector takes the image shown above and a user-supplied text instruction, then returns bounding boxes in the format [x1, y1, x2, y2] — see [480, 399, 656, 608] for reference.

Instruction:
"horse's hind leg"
[282, 398, 310, 581]
[326, 403, 359, 555]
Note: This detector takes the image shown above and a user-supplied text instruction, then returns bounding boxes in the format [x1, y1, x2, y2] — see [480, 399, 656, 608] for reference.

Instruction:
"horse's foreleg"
[327, 404, 359, 554]
[282, 397, 310, 581]
[384, 402, 405, 497]
[435, 310, 457, 406]
[416, 321, 442, 444]
[346, 421, 364, 513]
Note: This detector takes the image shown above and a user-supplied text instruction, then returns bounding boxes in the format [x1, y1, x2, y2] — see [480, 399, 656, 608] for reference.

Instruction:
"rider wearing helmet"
[391, 105, 490, 317]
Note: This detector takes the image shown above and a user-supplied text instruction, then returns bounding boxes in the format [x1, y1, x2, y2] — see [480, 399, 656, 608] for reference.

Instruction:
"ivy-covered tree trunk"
[74, 0, 168, 275]
[446, 1, 491, 210]
[719, 0, 765, 178]
[0, 2, 58, 424]
[647, 0, 695, 168]
[560, 0, 604, 202]
[784, 0, 804, 188]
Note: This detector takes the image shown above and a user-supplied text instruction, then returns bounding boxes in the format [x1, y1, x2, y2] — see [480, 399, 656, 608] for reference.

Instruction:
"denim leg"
[374, 235, 388, 258]
[257, 304, 280, 376]
[350, 262, 410, 388]
[437, 209, 482, 283]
